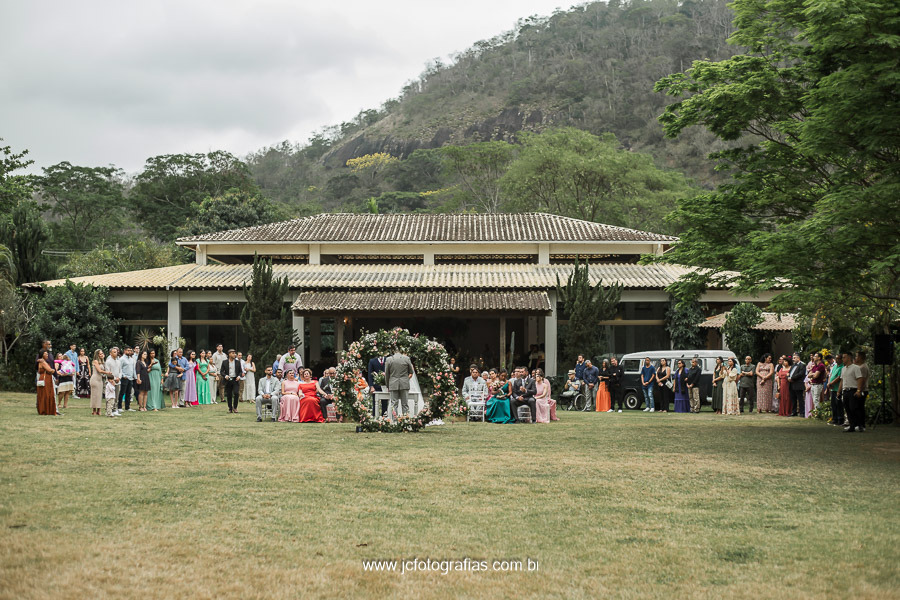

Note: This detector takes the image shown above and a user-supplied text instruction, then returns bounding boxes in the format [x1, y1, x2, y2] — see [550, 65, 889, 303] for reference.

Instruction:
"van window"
[623, 359, 641, 373]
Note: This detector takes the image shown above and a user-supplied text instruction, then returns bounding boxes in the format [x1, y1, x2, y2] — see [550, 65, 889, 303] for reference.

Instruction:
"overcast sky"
[1, 0, 570, 174]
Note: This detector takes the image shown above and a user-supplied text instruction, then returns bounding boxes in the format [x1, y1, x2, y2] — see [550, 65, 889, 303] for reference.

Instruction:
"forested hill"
[249, 0, 741, 209]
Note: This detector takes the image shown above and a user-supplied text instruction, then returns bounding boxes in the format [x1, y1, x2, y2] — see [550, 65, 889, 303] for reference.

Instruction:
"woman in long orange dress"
[36, 350, 58, 415]
[596, 358, 611, 412]
[777, 357, 792, 416]
[298, 368, 325, 423]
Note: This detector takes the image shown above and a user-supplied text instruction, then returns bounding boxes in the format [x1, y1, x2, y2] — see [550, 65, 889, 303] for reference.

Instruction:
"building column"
[527, 316, 538, 348]
[538, 243, 550, 265]
[196, 245, 207, 265]
[309, 244, 321, 265]
[544, 291, 558, 377]
[309, 317, 321, 364]
[423, 250, 435, 265]
[499, 317, 507, 371]
[167, 291, 181, 346]
[293, 314, 305, 357]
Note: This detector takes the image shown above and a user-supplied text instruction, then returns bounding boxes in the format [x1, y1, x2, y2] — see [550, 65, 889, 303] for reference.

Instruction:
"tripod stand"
[869, 364, 898, 430]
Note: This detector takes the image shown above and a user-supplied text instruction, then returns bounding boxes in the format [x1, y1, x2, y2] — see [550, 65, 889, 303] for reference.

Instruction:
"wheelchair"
[558, 390, 588, 412]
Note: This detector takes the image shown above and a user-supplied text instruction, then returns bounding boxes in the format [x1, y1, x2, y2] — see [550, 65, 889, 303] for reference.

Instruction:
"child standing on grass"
[105, 374, 118, 418]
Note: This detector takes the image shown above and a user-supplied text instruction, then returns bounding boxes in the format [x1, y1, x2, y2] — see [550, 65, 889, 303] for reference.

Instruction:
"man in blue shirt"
[640, 357, 656, 412]
[176, 348, 190, 407]
[64, 343, 79, 366]
[574, 354, 586, 381]
[582, 359, 599, 406]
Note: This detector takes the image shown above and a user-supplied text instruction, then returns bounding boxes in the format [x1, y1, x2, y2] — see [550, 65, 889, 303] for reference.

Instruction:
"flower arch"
[334, 328, 462, 432]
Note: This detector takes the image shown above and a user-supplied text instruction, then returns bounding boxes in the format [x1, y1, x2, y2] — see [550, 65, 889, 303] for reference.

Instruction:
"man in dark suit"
[367, 355, 387, 417]
[509, 366, 537, 422]
[220, 349, 244, 414]
[788, 352, 807, 417]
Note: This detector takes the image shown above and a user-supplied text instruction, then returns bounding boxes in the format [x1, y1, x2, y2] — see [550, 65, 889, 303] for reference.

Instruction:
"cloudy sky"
[1, 0, 569, 173]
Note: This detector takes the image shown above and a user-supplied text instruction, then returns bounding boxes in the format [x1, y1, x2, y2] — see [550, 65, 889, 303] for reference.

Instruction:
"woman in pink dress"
[756, 354, 775, 413]
[298, 368, 325, 423]
[279, 370, 301, 422]
[534, 370, 557, 423]
[804, 358, 814, 418]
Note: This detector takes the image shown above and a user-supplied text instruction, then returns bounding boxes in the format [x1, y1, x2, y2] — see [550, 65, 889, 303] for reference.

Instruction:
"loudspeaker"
[873, 334, 894, 365]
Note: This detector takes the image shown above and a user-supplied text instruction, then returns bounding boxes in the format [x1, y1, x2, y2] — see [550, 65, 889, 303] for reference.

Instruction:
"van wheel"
[624, 392, 641, 410]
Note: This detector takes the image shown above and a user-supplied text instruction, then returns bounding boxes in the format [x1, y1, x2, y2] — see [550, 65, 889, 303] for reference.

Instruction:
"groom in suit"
[509, 366, 537, 422]
[220, 349, 244, 414]
[385, 351, 415, 422]
[367, 354, 388, 417]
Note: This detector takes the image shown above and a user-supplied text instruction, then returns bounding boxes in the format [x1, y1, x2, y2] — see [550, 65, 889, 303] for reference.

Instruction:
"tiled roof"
[699, 312, 797, 331]
[25, 263, 718, 291]
[292, 291, 551, 314]
[176, 213, 677, 243]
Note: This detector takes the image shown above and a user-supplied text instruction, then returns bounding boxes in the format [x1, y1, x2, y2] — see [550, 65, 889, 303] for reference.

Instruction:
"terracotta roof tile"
[26, 263, 715, 291]
[292, 291, 551, 314]
[699, 312, 797, 331]
[176, 213, 676, 244]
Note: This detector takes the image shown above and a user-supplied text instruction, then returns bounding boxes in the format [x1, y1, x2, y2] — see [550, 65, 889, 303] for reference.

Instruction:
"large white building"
[29, 213, 776, 375]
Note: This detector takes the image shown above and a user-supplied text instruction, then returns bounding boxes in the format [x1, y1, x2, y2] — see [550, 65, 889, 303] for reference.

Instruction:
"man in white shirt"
[280, 345, 302, 378]
[237, 351, 246, 401]
[841, 352, 862, 433]
[105, 347, 122, 416]
[211, 344, 227, 403]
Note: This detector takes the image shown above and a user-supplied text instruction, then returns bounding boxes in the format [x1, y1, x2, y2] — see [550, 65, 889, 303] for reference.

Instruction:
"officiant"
[385, 350, 415, 422]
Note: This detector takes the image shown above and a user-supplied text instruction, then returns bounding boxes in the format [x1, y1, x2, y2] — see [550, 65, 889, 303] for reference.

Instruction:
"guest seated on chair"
[255, 366, 281, 422]
[278, 370, 301, 422]
[534, 369, 557, 423]
[317, 367, 336, 421]
[486, 371, 516, 423]
[509, 366, 537, 422]
[560, 370, 582, 405]
[462, 365, 488, 412]
[298, 368, 324, 423]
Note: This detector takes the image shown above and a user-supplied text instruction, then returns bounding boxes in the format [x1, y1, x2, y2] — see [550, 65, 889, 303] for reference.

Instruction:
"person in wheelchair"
[559, 370, 585, 410]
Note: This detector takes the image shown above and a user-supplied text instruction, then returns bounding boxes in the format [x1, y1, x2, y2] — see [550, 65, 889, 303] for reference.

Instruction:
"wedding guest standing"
[789, 353, 806, 417]
[596, 359, 612, 412]
[826, 354, 844, 426]
[582, 359, 600, 409]
[738, 356, 756, 413]
[220, 349, 244, 414]
[723, 357, 740, 415]
[183, 350, 199, 407]
[36, 350, 57, 416]
[196, 350, 212, 405]
[211, 344, 227, 404]
[90, 349, 109, 416]
[242, 353, 257, 403]
[55, 352, 76, 412]
[164, 351, 181, 408]
[777, 356, 793, 416]
[640, 357, 656, 412]
[711, 356, 725, 415]
[673, 360, 689, 413]
[279, 345, 302, 378]
[135, 350, 151, 411]
[808, 352, 826, 416]
[147, 350, 163, 411]
[655, 358, 672, 413]
[105, 347, 122, 411]
[756, 354, 775, 413]
[686, 358, 702, 413]
[75, 348, 92, 398]
[118, 347, 136, 412]
[207, 355, 218, 404]
[607, 357, 624, 413]
[104, 374, 118, 418]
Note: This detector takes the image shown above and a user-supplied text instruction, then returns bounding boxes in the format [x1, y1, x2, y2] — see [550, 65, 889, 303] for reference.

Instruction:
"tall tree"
[28, 282, 120, 359]
[556, 258, 623, 365]
[36, 161, 126, 249]
[0, 200, 56, 285]
[240, 254, 297, 370]
[177, 189, 285, 238]
[665, 299, 707, 349]
[439, 141, 515, 213]
[655, 0, 900, 413]
[502, 128, 694, 232]
[131, 151, 258, 241]
[722, 303, 764, 361]
[0, 139, 34, 216]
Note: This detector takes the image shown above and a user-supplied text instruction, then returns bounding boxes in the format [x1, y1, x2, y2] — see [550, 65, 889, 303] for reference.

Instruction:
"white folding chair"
[467, 391, 486, 422]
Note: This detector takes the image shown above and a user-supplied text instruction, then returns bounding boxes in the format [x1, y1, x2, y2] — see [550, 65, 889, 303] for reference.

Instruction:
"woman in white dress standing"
[722, 357, 741, 415]
[242, 353, 257, 402]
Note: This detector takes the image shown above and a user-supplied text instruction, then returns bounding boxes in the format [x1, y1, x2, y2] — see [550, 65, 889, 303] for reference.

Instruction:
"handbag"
[665, 379, 674, 390]
[36, 379, 45, 387]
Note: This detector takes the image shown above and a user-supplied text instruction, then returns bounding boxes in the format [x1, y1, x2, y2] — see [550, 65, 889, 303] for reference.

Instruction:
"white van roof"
[621, 350, 737, 360]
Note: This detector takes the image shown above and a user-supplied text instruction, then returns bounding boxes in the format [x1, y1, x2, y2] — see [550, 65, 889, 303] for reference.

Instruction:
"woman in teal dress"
[196, 350, 212, 405]
[147, 349, 164, 411]
[486, 369, 516, 423]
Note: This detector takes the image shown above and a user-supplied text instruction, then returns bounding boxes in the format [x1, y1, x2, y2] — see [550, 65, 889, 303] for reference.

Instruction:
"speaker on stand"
[870, 333, 896, 429]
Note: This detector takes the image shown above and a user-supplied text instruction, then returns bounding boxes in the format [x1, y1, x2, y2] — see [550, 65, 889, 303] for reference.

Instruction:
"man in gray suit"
[255, 366, 281, 422]
[385, 350, 415, 422]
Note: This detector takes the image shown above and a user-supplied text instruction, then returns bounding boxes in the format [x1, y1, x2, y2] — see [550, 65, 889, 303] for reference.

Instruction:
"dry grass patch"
[1, 392, 898, 599]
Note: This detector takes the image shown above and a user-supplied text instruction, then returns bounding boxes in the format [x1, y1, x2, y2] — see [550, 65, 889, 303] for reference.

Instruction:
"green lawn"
[1, 392, 898, 600]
